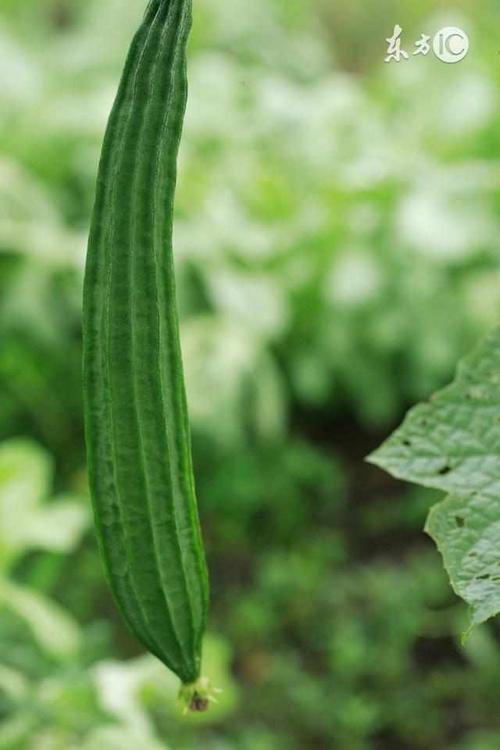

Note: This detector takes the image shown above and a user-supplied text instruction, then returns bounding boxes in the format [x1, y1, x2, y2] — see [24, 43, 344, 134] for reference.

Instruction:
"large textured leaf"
[369, 326, 500, 627]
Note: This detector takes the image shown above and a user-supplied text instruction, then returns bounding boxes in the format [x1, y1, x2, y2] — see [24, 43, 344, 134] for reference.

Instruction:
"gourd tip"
[179, 676, 220, 714]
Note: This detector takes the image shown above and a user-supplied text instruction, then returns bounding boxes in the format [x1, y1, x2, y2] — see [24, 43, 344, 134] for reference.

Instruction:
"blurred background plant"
[0, 0, 500, 748]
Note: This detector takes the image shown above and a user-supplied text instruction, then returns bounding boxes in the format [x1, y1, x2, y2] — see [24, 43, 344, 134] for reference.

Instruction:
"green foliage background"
[0, 0, 499, 747]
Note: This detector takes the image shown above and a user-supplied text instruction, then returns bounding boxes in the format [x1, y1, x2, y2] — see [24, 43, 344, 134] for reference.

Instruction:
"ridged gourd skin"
[82, 0, 209, 688]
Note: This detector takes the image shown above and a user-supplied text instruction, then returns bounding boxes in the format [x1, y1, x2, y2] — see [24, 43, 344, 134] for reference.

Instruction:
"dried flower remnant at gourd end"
[190, 693, 210, 712]
[179, 677, 221, 714]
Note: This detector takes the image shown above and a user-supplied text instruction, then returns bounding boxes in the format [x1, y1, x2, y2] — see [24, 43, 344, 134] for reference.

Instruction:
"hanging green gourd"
[82, 0, 212, 712]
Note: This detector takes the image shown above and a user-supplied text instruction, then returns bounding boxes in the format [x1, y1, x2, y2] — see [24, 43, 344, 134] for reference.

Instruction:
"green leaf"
[0, 439, 88, 566]
[22, 494, 88, 554]
[0, 579, 81, 659]
[80, 727, 169, 750]
[0, 664, 28, 701]
[369, 325, 500, 627]
[0, 712, 37, 750]
[182, 316, 286, 445]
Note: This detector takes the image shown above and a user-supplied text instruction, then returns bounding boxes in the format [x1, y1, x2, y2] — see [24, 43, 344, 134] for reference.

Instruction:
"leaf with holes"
[368, 325, 500, 628]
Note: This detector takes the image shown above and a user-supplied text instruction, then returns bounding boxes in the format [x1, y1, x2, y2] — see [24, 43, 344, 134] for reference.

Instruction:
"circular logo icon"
[433, 27, 469, 63]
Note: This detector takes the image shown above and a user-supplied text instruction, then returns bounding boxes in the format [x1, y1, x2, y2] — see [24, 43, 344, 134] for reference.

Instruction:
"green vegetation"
[0, 0, 499, 747]
[371, 326, 500, 629]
